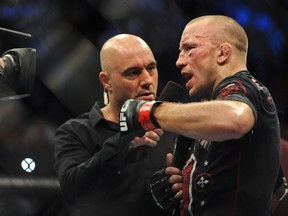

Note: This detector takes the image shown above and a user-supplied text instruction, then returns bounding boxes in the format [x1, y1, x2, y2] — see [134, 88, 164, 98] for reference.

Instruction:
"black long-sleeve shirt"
[54, 101, 176, 216]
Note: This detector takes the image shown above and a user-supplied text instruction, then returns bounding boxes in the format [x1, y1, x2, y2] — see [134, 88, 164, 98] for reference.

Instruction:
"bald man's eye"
[147, 65, 157, 72]
[124, 69, 140, 80]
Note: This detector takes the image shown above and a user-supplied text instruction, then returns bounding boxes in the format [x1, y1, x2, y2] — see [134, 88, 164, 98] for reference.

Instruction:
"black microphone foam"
[158, 81, 193, 169]
[158, 81, 184, 102]
[173, 135, 194, 169]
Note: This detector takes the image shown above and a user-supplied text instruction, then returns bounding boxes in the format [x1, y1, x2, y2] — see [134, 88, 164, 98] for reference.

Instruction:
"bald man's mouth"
[137, 92, 155, 101]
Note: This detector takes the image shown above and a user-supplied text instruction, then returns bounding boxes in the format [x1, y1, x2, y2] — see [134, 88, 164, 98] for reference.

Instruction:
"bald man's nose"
[140, 70, 152, 86]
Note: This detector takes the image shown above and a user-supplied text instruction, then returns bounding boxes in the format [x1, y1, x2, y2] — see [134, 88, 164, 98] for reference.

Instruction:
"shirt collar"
[89, 101, 106, 128]
[89, 101, 118, 130]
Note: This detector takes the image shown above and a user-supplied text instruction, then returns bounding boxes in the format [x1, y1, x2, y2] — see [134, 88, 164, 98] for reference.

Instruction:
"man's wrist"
[138, 101, 162, 130]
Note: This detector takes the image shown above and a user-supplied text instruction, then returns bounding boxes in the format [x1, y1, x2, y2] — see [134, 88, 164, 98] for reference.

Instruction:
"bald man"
[54, 34, 178, 216]
[121, 15, 280, 216]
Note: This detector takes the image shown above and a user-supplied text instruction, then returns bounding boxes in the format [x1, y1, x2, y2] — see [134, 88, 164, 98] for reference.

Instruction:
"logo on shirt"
[194, 173, 213, 192]
[251, 77, 264, 91]
[217, 81, 247, 99]
[199, 139, 212, 150]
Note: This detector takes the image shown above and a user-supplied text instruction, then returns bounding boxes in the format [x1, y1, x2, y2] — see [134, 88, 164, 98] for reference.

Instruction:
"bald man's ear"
[217, 43, 232, 65]
[99, 71, 111, 90]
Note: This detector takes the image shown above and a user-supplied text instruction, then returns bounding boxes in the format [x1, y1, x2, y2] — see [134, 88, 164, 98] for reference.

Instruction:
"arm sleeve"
[213, 75, 259, 125]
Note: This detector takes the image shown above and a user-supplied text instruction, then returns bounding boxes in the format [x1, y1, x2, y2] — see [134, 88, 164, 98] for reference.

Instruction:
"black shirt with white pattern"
[182, 71, 280, 216]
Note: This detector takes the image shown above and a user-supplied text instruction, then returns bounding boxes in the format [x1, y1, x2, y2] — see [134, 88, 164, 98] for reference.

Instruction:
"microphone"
[157, 81, 192, 169]
[158, 81, 184, 102]
[0, 0, 18, 7]
[173, 135, 194, 169]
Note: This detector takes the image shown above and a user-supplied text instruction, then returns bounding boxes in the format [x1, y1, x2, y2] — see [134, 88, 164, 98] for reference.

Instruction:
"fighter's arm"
[120, 99, 255, 142]
[154, 100, 255, 142]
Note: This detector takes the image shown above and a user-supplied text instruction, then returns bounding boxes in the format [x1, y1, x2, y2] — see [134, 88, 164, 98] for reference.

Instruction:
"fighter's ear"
[217, 43, 232, 65]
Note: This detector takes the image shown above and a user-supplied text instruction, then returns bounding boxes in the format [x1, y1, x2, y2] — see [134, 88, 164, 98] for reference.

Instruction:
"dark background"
[0, 0, 287, 215]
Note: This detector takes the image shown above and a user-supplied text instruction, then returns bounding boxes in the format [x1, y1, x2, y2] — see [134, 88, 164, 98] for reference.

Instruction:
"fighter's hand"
[149, 153, 183, 211]
[130, 129, 164, 148]
[119, 99, 162, 142]
[165, 153, 183, 199]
